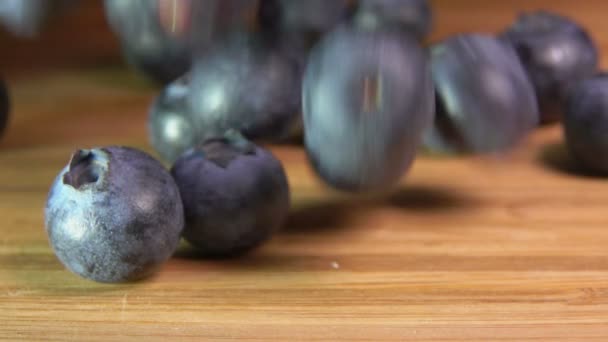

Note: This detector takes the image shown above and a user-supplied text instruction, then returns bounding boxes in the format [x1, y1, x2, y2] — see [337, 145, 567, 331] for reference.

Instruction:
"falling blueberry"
[189, 32, 302, 142]
[564, 74, 608, 173]
[45, 147, 184, 283]
[0, 0, 77, 37]
[303, 24, 434, 192]
[425, 34, 539, 154]
[355, 0, 432, 39]
[148, 74, 198, 163]
[502, 11, 598, 124]
[171, 130, 290, 257]
[0, 79, 8, 139]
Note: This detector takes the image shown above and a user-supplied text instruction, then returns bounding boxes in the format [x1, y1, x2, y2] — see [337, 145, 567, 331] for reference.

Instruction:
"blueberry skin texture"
[502, 11, 598, 124]
[148, 74, 198, 163]
[171, 132, 290, 257]
[355, 0, 432, 39]
[189, 33, 302, 142]
[303, 24, 434, 192]
[0, 79, 9, 139]
[564, 75, 608, 173]
[45, 147, 184, 283]
[425, 34, 539, 154]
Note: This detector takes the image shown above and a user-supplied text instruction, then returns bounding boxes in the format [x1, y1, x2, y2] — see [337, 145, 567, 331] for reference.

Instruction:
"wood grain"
[2, 1, 608, 341]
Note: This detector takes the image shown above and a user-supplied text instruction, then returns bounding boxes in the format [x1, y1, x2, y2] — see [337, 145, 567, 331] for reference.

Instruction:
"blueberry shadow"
[282, 199, 358, 234]
[385, 185, 478, 212]
[538, 142, 607, 179]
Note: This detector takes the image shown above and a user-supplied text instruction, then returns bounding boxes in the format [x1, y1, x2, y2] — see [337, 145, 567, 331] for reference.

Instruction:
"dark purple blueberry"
[148, 74, 198, 163]
[45, 147, 184, 283]
[0, 79, 8, 139]
[502, 11, 598, 124]
[424, 34, 539, 154]
[303, 24, 434, 192]
[189, 32, 302, 142]
[171, 131, 290, 257]
[354, 0, 432, 39]
[564, 74, 608, 173]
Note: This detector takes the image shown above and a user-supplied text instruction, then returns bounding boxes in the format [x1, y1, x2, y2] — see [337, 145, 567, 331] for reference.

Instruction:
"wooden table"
[2, 1, 608, 340]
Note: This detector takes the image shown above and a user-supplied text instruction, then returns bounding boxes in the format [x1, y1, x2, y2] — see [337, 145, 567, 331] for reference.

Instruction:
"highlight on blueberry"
[502, 10, 598, 124]
[45, 147, 184, 283]
[148, 74, 198, 163]
[424, 34, 539, 154]
[354, 0, 432, 39]
[0, 79, 8, 139]
[189, 32, 302, 142]
[171, 130, 290, 257]
[564, 74, 608, 173]
[303, 23, 434, 192]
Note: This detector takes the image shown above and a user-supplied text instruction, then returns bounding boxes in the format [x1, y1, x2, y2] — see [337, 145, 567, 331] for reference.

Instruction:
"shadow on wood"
[538, 142, 607, 179]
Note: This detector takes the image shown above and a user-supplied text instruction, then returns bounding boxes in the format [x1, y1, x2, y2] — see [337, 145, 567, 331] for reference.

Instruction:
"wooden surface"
[2, 1, 608, 341]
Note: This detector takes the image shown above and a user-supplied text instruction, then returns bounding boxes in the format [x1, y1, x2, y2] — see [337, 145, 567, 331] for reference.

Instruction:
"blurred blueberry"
[564, 74, 608, 173]
[104, 0, 258, 84]
[0, 79, 8, 139]
[45, 147, 184, 283]
[355, 0, 432, 39]
[0, 0, 77, 37]
[148, 74, 198, 163]
[502, 11, 598, 124]
[425, 34, 539, 154]
[303, 24, 434, 192]
[189, 32, 302, 142]
[273, 0, 352, 35]
[171, 130, 290, 257]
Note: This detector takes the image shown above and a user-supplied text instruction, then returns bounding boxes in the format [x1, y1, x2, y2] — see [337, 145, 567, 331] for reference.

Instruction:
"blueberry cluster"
[41, 1, 608, 283]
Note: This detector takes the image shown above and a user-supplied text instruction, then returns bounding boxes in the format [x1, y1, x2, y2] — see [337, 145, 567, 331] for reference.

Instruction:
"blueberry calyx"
[197, 130, 256, 168]
[63, 149, 106, 190]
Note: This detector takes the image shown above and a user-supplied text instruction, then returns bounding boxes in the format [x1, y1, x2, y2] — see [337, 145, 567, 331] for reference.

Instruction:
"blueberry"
[148, 74, 198, 163]
[354, 0, 432, 39]
[502, 11, 598, 124]
[0, 79, 8, 139]
[104, 0, 194, 83]
[189, 32, 302, 142]
[303, 24, 434, 192]
[424, 34, 539, 154]
[45, 147, 184, 283]
[170, 130, 290, 257]
[273, 0, 351, 34]
[564, 74, 608, 173]
[0, 0, 76, 37]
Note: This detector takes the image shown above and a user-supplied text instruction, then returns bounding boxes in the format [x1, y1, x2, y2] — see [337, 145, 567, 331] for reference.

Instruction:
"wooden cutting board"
[1, 1, 608, 340]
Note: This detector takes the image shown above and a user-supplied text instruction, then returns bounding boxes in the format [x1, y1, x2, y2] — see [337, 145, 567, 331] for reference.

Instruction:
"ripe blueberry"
[425, 34, 539, 154]
[45, 147, 184, 283]
[189, 32, 302, 142]
[502, 11, 598, 123]
[355, 0, 432, 39]
[148, 74, 198, 163]
[303, 24, 434, 192]
[564, 74, 608, 173]
[171, 130, 290, 257]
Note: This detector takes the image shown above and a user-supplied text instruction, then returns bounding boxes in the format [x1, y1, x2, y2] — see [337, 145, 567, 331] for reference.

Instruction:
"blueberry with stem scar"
[564, 74, 608, 174]
[171, 130, 290, 257]
[502, 11, 598, 124]
[303, 23, 434, 192]
[424, 34, 539, 154]
[45, 147, 184, 283]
